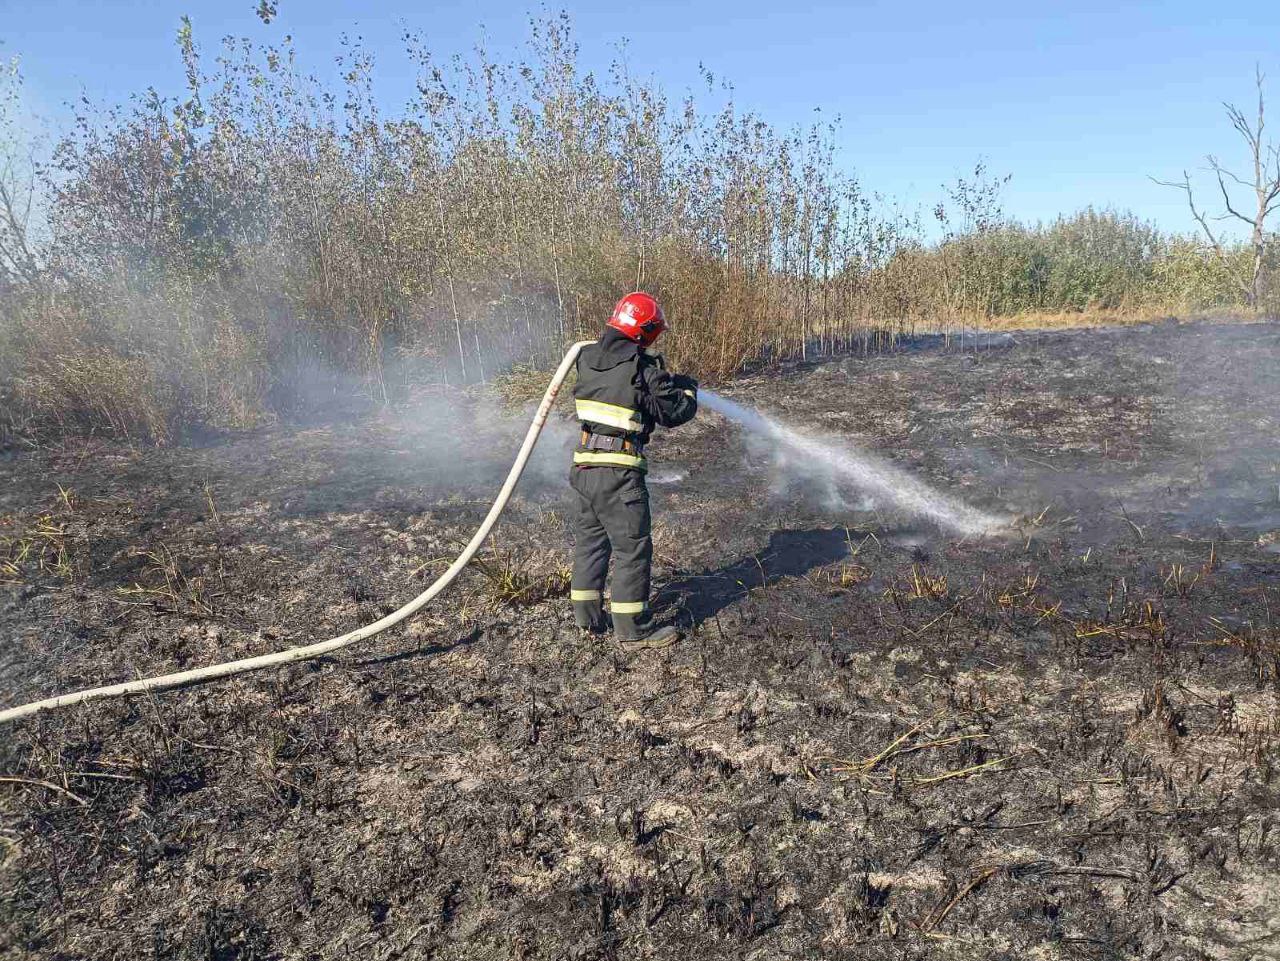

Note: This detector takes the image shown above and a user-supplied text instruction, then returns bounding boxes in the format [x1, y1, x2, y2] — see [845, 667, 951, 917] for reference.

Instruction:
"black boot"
[617, 624, 682, 652]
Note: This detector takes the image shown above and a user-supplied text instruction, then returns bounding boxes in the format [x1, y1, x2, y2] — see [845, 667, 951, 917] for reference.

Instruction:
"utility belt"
[578, 429, 645, 455]
[574, 429, 648, 471]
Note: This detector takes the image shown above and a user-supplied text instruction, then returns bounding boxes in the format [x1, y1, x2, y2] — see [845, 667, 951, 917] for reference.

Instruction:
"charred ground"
[2, 320, 1279, 960]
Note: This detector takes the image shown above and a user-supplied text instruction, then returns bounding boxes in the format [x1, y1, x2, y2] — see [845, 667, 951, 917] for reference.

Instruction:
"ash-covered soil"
[2, 319, 1279, 960]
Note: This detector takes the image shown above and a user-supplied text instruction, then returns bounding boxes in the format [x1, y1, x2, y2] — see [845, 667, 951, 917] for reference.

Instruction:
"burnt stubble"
[2, 320, 1278, 960]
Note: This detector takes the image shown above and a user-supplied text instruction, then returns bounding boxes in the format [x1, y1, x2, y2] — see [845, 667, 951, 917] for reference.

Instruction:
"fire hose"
[0, 341, 597, 725]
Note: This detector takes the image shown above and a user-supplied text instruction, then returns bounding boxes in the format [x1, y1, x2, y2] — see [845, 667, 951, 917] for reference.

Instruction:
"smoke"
[379, 382, 577, 501]
[971, 321, 1280, 543]
[699, 389, 1009, 537]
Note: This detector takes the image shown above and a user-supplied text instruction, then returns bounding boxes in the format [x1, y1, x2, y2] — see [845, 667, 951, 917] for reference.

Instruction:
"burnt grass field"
[2, 319, 1279, 960]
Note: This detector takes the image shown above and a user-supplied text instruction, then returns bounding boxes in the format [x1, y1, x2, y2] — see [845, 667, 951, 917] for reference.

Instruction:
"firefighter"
[569, 291, 698, 649]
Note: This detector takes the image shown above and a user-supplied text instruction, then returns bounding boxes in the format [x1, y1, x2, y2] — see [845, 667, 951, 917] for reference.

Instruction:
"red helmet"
[606, 291, 666, 347]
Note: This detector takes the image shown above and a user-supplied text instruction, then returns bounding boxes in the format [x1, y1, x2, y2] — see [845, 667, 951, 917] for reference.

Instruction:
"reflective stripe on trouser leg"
[608, 599, 647, 614]
[569, 473, 611, 632]
[609, 598, 652, 641]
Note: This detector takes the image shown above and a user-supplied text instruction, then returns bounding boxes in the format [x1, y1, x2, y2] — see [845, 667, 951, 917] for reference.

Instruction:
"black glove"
[671, 373, 699, 395]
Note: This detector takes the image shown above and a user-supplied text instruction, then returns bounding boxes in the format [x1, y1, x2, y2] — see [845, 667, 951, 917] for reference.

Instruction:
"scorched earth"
[2, 319, 1279, 960]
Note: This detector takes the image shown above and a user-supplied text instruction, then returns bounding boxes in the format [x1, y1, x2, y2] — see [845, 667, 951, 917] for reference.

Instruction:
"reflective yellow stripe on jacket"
[575, 398, 644, 432]
[572, 450, 648, 471]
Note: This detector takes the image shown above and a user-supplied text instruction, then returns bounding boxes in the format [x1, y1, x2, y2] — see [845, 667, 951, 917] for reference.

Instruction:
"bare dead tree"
[1154, 68, 1280, 307]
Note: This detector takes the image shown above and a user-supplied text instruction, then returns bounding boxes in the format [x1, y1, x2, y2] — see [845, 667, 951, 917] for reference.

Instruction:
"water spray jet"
[699, 389, 1009, 537]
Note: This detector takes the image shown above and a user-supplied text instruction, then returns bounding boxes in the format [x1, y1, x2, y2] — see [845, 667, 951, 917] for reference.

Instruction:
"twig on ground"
[68, 771, 138, 783]
[1106, 500, 1145, 543]
[913, 754, 1021, 786]
[1039, 865, 1142, 882]
[905, 602, 966, 638]
[921, 866, 1000, 931]
[0, 775, 89, 805]
[824, 714, 936, 775]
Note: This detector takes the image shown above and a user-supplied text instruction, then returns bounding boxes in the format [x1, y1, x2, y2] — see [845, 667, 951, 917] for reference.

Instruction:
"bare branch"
[1151, 171, 1225, 252]
[1212, 163, 1255, 190]
[1208, 158, 1258, 226]
[1225, 103, 1260, 152]
[1257, 63, 1267, 138]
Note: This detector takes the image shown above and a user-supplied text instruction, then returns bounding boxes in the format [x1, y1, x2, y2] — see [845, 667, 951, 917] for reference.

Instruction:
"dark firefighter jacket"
[573, 328, 698, 471]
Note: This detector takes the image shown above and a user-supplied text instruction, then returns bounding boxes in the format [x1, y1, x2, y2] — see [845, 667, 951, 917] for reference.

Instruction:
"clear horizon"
[4, 0, 1279, 239]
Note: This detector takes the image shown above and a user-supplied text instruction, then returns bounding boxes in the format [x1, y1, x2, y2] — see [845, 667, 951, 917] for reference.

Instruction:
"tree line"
[0, 14, 1274, 443]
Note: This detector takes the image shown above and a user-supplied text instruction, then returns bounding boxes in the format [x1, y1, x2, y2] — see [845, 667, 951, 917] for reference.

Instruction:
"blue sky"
[3, 0, 1279, 236]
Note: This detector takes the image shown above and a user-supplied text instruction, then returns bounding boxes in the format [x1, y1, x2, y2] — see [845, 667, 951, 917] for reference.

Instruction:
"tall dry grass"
[0, 16, 1270, 444]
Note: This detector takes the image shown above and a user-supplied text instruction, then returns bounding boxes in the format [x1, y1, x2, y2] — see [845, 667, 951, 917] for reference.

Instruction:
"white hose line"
[0, 341, 596, 725]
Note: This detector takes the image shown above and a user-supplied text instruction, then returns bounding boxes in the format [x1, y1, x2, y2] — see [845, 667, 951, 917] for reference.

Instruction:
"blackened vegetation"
[2, 321, 1280, 959]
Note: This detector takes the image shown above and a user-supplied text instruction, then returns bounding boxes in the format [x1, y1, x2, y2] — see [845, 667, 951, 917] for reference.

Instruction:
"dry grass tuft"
[116, 545, 216, 617]
[469, 542, 572, 608]
[0, 486, 80, 584]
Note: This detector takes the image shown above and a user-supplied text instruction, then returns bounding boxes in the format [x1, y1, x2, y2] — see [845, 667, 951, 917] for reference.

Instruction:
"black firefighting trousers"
[568, 466, 654, 639]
